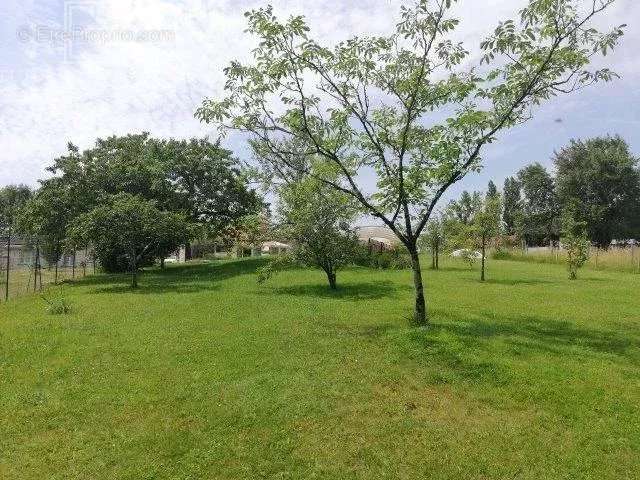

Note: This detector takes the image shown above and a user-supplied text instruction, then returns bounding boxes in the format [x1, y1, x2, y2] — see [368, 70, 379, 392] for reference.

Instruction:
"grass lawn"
[1, 258, 639, 479]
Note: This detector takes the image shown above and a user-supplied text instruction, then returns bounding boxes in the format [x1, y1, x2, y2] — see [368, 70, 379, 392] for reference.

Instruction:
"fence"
[0, 235, 97, 301]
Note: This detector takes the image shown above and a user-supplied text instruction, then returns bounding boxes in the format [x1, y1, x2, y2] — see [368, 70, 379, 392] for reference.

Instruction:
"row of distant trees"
[420, 135, 640, 281]
[436, 135, 640, 251]
[0, 134, 261, 287]
[502, 136, 640, 248]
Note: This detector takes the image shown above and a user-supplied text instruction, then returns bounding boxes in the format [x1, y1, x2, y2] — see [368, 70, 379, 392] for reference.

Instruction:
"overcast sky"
[1, 0, 639, 203]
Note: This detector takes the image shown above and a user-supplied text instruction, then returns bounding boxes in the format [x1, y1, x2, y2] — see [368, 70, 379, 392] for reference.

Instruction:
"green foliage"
[41, 287, 72, 315]
[354, 245, 412, 270]
[554, 135, 640, 248]
[421, 216, 446, 269]
[276, 176, 360, 289]
[473, 195, 503, 242]
[30, 135, 260, 267]
[71, 194, 191, 285]
[256, 253, 294, 284]
[0, 184, 32, 232]
[517, 163, 560, 246]
[446, 191, 483, 225]
[473, 195, 503, 280]
[561, 207, 591, 280]
[17, 180, 76, 267]
[197, 0, 623, 323]
[487, 180, 498, 199]
[502, 176, 522, 236]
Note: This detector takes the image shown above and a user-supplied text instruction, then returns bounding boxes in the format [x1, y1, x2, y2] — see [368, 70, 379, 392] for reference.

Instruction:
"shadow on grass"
[320, 322, 398, 339]
[481, 278, 555, 286]
[73, 258, 268, 295]
[414, 309, 640, 369]
[267, 280, 411, 301]
[386, 299, 640, 388]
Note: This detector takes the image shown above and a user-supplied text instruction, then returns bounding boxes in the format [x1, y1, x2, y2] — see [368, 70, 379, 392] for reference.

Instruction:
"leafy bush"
[354, 245, 412, 270]
[491, 249, 512, 260]
[41, 288, 72, 315]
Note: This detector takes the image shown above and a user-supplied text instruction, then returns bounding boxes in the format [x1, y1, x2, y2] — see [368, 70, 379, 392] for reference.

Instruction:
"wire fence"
[0, 235, 97, 301]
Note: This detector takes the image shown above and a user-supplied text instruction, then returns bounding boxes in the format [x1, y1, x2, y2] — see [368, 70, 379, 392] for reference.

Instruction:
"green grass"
[1, 258, 639, 479]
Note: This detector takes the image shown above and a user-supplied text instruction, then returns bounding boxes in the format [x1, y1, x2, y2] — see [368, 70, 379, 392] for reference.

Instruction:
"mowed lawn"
[1, 258, 639, 479]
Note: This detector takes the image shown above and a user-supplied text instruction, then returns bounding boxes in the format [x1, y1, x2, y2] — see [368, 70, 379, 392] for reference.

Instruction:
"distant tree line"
[423, 135, 639, 280]
[502, 135, 639, 249]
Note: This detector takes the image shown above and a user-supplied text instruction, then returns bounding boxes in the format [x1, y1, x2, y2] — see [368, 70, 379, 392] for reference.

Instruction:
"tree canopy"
[70, 193, 191, 287]
[21, 134, 261, 274]
[517, 163, 560, 246]
[197, 0, 624, 324]
[0, 184, 32, 233]
[261, 175, 360, 290]
[554, 135, 640, 247]
[502, 176, 523, 236]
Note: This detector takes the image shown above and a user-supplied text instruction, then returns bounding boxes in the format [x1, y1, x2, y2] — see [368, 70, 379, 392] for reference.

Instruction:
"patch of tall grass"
[493, 246, 640, 273]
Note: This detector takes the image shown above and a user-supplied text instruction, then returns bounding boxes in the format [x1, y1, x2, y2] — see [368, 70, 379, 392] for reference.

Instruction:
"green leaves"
[197, 0, 623, 246]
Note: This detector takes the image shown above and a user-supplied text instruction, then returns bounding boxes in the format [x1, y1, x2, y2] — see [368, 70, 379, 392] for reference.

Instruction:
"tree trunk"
[435, 243, 439, 270]
[72, 251, 76, 279]
[431, 246, 436, 269]
[326, 270, 337, 290]
[160, 257, 165, 270]
[185, 241, 192, 261]
[131, 266, 138, 288]
[408, 246, 427, 325]
[481, 235, 486, 282]
[33, 244, 40, 293]
[130, 253, 138, 288]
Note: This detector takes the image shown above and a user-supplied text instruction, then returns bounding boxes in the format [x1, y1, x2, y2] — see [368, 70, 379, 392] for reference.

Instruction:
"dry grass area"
[497, 246, 640, 273]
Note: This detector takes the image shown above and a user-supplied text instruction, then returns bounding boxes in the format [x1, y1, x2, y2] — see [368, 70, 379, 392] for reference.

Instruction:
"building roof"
[356, 226, 400, 245]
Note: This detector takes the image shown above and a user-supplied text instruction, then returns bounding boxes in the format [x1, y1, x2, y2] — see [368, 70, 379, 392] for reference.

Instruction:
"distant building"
[356, 225, 400, 248]
[261, 241, 291, 255]
[0, 236, 88, 269]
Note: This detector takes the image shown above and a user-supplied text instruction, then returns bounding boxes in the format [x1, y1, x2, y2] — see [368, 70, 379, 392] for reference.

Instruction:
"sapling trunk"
[481, 234, 486, 282]
[408, 246, 427, 325]
[130, 251, 138, 288]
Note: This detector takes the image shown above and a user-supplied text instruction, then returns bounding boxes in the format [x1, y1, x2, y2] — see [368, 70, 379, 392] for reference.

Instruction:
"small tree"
[447, 191, 484, 226]
[260, 177, 359, 290]
[422, 216, 445, 270]
[471, 195, 502, 281]
[72, 194, 190, 288]
[226, 213, 267, 257]
[561, 207, 590, 280]
[197, 0, 624, 325]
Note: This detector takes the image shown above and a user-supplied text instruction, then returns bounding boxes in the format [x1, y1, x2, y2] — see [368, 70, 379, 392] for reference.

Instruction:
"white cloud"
[0, 0, 638, 187]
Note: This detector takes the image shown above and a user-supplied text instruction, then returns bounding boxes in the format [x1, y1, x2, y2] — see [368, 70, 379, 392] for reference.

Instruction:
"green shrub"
[354, 245, 412, 270]
[41, 288, 72, 315]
